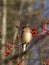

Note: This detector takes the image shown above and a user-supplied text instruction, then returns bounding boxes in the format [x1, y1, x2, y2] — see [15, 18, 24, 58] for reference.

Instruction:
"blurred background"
[0, 0, 49, 65]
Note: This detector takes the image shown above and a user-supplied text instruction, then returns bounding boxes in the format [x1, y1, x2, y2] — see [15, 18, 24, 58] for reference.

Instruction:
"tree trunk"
[1, 0, 7, 65]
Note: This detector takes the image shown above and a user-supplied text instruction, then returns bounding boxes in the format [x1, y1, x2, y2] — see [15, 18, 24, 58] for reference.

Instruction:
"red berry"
[42, 26, 48, 31]
[6, 50, 10, 54]
[46, 59, 49, 65]
[18, 60, 22, 65]
[37, 34, 44, 39]
[7, 44, 11, 50]
[31, 28, 37, 36]
[46, 20, 49, 24]
[41, 24, 44, 28]
[47, 31, 49, 35]
[41, 24, 48, 31]
[5, 50, 11, 56]
[12, 40, 15, 44]
[32, 31, 37, 36]
[44, 27, 48, 31]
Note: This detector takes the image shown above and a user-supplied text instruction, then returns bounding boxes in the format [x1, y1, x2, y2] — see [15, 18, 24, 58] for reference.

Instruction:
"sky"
[33, 0, 49, 19]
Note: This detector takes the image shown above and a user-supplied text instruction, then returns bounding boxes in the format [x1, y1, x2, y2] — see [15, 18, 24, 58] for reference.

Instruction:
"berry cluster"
[0, 20, 49, 57]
